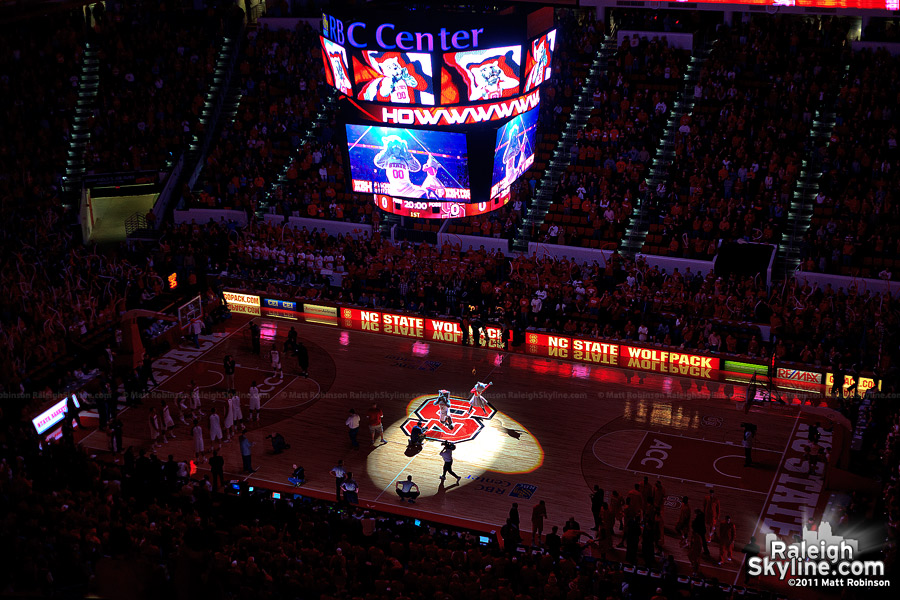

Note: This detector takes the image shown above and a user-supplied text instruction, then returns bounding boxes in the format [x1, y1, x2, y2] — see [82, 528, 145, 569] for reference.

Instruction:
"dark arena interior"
[2, 0, 900, 598]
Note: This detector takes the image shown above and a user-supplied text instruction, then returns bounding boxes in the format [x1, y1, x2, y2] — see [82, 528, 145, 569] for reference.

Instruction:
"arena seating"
[84, 2, 222, 173]
[538, 33, 688, 249]
[0, 10, 140, 390]
[800, 48, 900, 280]
[642, 16, 851, 259]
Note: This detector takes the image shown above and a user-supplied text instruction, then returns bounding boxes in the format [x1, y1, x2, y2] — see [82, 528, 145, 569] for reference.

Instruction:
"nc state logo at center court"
[401, 394, 496, 444]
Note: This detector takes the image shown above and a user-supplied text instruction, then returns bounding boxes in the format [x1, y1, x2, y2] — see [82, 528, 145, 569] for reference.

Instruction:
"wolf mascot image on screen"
[523, 31, 555, 92]
[328, 52, 353, 95]
[355, 51, 435, 105]
[320, 37, 353, 95]
[374, 135, 424, 198]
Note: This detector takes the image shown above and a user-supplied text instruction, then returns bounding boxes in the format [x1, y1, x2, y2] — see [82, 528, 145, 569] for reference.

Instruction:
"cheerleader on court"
[468, 381, 492, 416]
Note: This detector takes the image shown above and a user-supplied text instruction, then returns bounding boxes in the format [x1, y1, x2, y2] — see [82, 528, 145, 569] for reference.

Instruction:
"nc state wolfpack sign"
[401, 394, 496, 443]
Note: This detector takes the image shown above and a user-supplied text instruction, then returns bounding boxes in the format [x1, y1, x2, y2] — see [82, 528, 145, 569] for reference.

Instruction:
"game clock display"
[346, 124, 470, 201]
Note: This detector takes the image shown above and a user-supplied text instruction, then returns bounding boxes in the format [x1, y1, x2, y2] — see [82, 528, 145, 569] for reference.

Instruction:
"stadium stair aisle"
[774, 64, 847, 280]
[512, 36, 614, 252]
[257, 88, 339, 220]
[64, 39, 99, 194]
[184, 13, 247, 193]
[628, 43, 713, 256]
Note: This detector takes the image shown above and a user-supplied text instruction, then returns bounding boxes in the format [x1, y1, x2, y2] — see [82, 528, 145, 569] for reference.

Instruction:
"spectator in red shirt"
[367, 403, 386, 446]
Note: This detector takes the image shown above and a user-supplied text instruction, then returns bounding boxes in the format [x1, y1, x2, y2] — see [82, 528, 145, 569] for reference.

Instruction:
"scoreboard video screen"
[326, 6, 555, 214]
[345, 124, 470, 200]
[491, 105, 538, 199]
[523, 29, 556, 93]
[320, 36, 352, 95]
[352, 50, 436, 105]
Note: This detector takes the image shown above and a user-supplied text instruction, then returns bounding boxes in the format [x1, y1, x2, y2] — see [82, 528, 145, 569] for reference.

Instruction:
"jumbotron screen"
[352, 50, 436, 105]
[491, 105, 538, 199]
[345, 124, 470, 200]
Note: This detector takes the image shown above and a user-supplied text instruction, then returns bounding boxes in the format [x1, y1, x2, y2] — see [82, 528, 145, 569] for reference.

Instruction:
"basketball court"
[78, 313, 835, 591]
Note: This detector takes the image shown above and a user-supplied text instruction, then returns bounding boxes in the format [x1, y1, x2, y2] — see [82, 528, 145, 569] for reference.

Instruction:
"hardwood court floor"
[79, 314, 819, 590]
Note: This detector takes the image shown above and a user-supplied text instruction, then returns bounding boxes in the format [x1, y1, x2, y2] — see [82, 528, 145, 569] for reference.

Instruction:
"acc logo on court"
[401, 394, 496, 444]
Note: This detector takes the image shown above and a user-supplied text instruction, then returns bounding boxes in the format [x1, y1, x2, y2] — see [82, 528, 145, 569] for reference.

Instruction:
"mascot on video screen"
[374, 135, 423, 198]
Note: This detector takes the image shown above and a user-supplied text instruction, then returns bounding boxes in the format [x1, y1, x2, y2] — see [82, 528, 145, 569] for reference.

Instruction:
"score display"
[374, 191, 510, 219]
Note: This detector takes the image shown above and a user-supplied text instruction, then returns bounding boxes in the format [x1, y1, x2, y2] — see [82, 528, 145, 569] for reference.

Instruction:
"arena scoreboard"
[321, 4, 557, 215]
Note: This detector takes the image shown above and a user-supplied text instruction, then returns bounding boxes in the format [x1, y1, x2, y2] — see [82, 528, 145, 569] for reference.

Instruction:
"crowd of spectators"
[162, 218, 896, 376]
[0, 9, 156, 391]
[799, 48, 900, 280]
[188, 23, 361, 225]
[1, 424, 761, 600]
[539, 34, 688, 249]
[644, 16, 851, 259]
[84, 2, 224, 174]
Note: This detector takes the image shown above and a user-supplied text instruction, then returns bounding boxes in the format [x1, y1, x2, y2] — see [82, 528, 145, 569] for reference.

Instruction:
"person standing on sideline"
[367, 403, 385, 445]
[531, 500, 547, 546]
[192, 419, 205, 463]
[346, 409, 360, 449]
[239, 433, 256, 473]
[248, 381, 261, 423]
[741, 535, 761, 584]
[142, 353, 159, 389]
[250, 321, 261, 355]
[439, 441, 461, 482]
[341, 472, 359, 504]
[509, 502, 520, 529]
[296, 341, 309, 377]
[223, 355, 236, 390]
[208, 407, 223, 450]
[395, 475, 420, 503]
[191, 318, 203, 348]
[330, 460, 347, 502]
[270, 345, 283, 380]
[676, 496, 692, 545]
[692, 508, 710, 555]
[743, 427, 755, 467]
[590, 485, 604, 530]
[66, 393, 83, 428]
[209, 449, 224, 491]
[717, 515, 736, 564]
